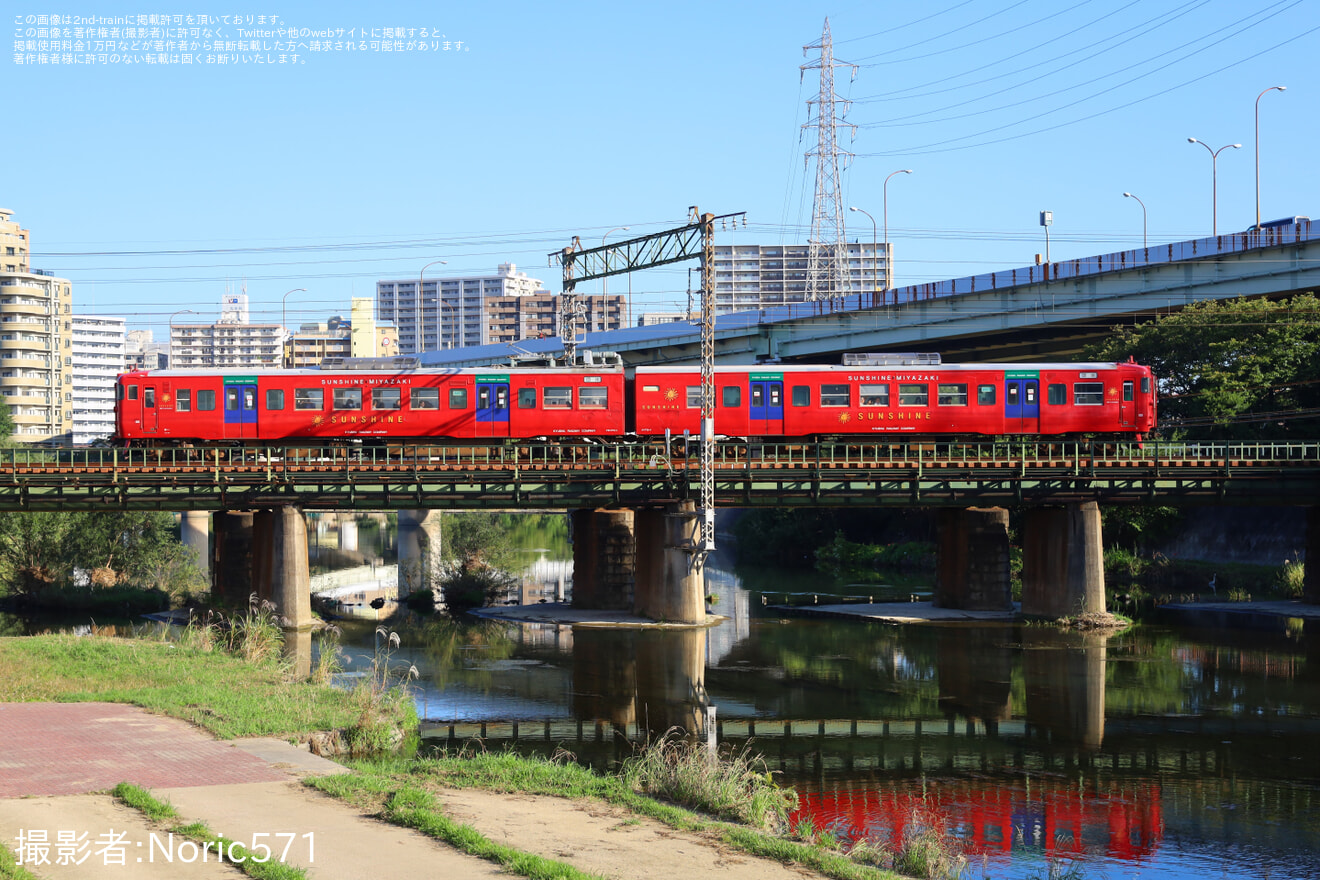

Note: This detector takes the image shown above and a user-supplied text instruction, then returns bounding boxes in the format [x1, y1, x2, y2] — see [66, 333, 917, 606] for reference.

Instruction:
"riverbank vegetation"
[310, 749, 920, 880]
[0, 629, 415, 743]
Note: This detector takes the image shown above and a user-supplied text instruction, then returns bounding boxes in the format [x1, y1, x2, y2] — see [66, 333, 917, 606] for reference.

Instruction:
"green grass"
[0, 634, 412, 740]
[113, 783, 307, 880]
[308, 751, 903, 880]
[0, 840, 42, 880]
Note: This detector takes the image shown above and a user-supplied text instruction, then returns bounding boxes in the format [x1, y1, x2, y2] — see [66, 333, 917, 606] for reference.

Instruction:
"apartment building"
[70, 315, 125, 444]
[170, 293, 283, 369]
[0, 209, 72, 443]
[712, 242, 889, 313]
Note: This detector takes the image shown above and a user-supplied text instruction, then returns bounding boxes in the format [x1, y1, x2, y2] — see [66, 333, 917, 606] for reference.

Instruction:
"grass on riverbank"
[0, 633, 413, 741]
[112, 783, 307, 880]
[308, 750, 905, 880]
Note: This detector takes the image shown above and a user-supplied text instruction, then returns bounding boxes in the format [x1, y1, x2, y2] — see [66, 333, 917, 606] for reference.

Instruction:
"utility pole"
[801, 18, 857, 302]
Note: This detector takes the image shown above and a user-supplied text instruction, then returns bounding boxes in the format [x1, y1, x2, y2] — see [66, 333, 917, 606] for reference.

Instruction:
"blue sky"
[8, 0, 1317, 340]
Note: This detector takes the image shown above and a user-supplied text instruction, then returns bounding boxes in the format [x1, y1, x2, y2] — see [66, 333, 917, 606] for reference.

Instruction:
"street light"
[168, 309, 197, 368]
[883, 169, 913, 298]
[1123, 192, 1148, 250]
[418, 260, 447, 351]
[280, 288, 307, 367]
[1187, 138, 1241, 236]
[602, 226, 630, 326]
[1255, 85, 1286, 229]
[848, 206, 878, 302]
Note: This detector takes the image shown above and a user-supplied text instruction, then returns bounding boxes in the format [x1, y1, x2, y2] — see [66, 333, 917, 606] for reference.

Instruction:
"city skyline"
[8, 1, 1316, 340]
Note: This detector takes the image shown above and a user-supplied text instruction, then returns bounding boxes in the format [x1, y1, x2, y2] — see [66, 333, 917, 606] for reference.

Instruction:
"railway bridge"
[6, 439, 1319, 627]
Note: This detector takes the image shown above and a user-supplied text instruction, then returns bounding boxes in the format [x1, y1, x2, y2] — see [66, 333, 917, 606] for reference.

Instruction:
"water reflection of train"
[790, 778, 1163, 862]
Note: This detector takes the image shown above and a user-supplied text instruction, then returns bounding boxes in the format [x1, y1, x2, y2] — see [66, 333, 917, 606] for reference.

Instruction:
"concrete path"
[0, 702, 502, 878]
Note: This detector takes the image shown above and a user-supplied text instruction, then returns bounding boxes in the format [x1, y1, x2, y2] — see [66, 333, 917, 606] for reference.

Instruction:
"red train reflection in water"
[791, 778, 1162, 862]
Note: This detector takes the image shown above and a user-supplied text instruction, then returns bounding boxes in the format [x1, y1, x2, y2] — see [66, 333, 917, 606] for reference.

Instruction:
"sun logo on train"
[838, 412, 850, 424]
[664, 387, 678, 402]
[311, 415, 325, 427]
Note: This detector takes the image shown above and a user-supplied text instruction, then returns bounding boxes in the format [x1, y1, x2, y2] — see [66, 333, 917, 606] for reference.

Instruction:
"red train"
[112, 360, 1156, 446]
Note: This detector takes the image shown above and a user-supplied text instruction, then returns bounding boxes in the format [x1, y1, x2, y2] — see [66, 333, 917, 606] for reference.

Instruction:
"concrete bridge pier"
[211, 511, 254, 608]
[252, 506, 312, 630]
[1305, 507, 1320, 604]
[634, 501, 706, 625]
[572, 502, 706, 624]
[180, 510, 210, 581]
[934, 507, 1013, 611]
[1022, 501, 1106, 619]
[397, 510, 443, 603]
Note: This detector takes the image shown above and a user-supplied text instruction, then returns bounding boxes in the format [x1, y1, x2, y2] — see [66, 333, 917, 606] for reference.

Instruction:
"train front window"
[860, 384, 888, 407]
[294, 388, 323, 410]
[1073, 382, 1104, 405]
[1141, 377, 1151, 394]
[1123, 381, 1134, 402]
[333, 388, 362, 410]
[372, 387, 401, 410]
[898, 383, 928, 406]
[127, 385, 138, 401]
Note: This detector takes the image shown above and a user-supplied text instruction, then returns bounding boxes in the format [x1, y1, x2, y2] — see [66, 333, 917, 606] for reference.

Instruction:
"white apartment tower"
[171, 292, 283, 368]
[70, 315, 126, 444]
[712, 242, 889, 313]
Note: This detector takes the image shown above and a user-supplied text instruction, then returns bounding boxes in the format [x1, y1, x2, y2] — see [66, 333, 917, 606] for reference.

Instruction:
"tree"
[437, 513, 520, 613]
[1088, 294, 1320, 440]
[0, 400, 14, 446]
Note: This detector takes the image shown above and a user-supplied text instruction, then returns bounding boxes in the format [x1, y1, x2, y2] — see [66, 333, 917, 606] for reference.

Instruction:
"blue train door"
[223, 379, 258, 441]
[749, 374, 784, 435]
[476, 380, 510, 438]
[1005, 373, 1039, 434]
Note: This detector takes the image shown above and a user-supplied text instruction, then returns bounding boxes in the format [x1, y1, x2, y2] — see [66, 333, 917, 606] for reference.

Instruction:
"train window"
[294, 388, 324, 410]
[898, 383, 928, 406]
[127, 385, 138, 401]
[977, 385, 996, 405]
[116, 384, 123, 401]
[642, 385, 659, 393]
[937, 383, 967, 406]
[860, 384, 889, 407]
[1006, 384, 1018, 406]
[686, 386, 700, 408]
[579, 387, 608, 409]
[544, 387, 572, 408]
[411, 388, 439, 410]
[517, 388, 537, 409]
[750, 385, 762, 407]
[445, 388, 464, 409]
[225, 388, 239, 411]
[821, 384, 850, 407]
[176, 389, 191, 412]
[1141, 377, 1151, 394]
[1047, 384, 1066, 405]
[1073, 382, 1104, 405]
[722, 386, 742, 407]
[244, 387, 256, 410]
[791, 386, 811, 406]
[266, 389, 284, 410]
[373, 387, 402, 410]
[144, 388, 155, 408]
[1123, 380, 1134, 402]
[197, 390, 216, 411]
[332, 388, 363, 410]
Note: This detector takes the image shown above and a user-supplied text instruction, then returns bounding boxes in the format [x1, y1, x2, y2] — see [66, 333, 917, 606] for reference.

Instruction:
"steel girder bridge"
[2, 440, 1319, 512]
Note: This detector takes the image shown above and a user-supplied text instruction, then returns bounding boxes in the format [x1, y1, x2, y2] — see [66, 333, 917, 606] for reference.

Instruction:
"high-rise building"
[125, 329, 169, 370]
[0, 209, 73, 443]
[171, 292, 283, 369]
[70, 316, 125, 444]
[712, 242, 888, 313]
[377, 264, 626, 352]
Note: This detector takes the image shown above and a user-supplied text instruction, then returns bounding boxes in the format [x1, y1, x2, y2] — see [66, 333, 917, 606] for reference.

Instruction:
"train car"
[632, 361, 1155, 439]
[114, 366, 626, 445]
